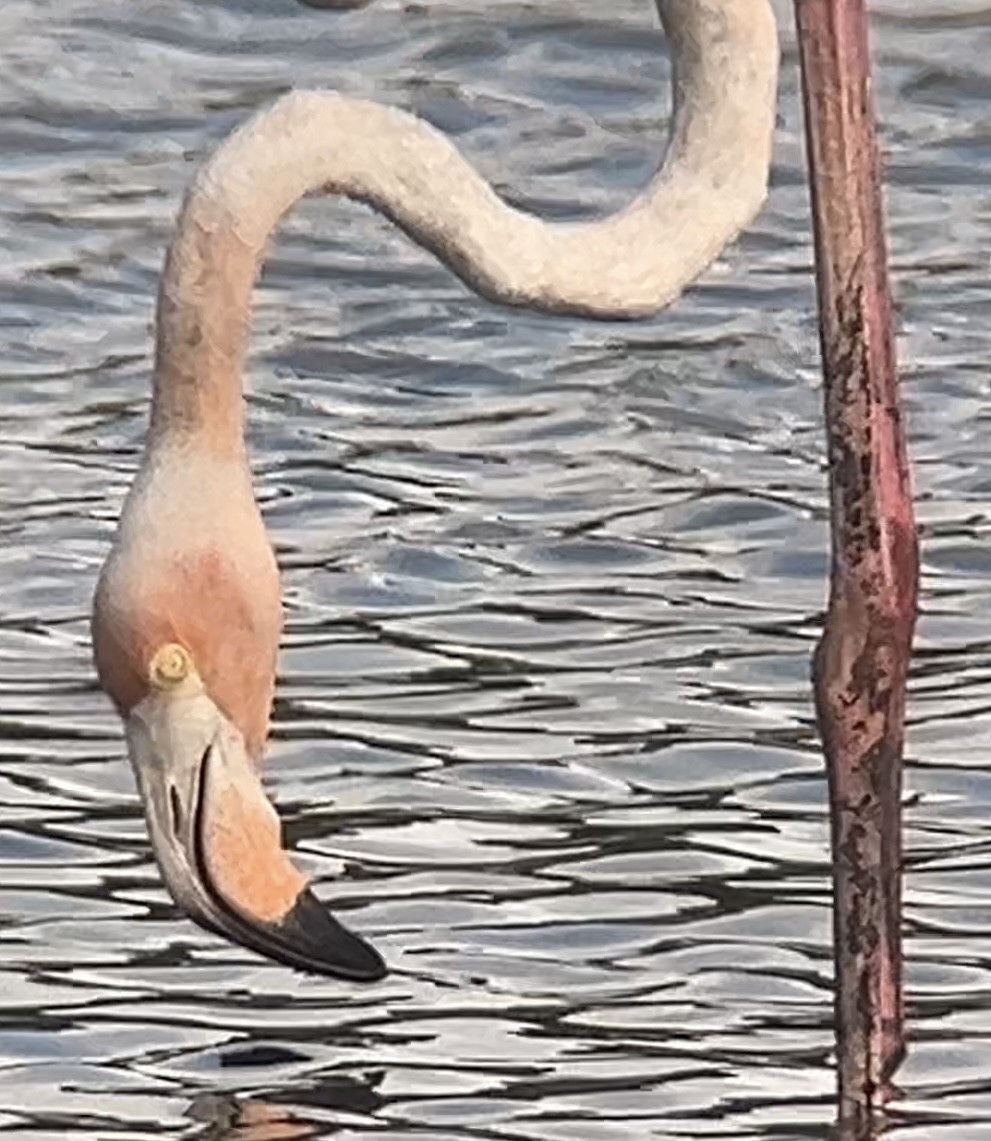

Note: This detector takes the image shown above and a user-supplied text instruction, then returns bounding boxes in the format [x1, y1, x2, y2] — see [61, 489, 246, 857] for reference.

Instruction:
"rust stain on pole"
[793, 0, 919, 1126]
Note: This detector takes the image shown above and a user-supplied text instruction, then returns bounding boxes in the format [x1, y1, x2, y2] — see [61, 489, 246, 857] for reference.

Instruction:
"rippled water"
[1, 0, 990, 1136]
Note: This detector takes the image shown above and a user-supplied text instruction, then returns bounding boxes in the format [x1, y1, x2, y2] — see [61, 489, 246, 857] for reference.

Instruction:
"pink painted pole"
[793, 0, 918, 1124]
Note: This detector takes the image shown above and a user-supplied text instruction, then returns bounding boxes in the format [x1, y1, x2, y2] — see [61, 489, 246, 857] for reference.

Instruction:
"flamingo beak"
[123, 661, 385, 982]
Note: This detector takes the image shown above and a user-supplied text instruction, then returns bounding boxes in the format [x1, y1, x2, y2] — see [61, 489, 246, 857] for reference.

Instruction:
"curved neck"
[150, 0, 779, 453]
[151, 226, 256, 454]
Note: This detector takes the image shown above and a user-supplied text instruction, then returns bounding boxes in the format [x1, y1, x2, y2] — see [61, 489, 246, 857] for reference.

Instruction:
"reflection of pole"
[793, 0, 918, 1126]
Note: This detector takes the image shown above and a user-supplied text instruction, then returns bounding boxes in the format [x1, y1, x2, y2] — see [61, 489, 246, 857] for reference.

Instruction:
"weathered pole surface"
[793, 0, 918, 1126]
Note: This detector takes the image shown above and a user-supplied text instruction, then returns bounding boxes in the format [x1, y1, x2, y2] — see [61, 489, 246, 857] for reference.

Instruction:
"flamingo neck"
[149, 0, 778, 451]
[150, 228, 255, 456]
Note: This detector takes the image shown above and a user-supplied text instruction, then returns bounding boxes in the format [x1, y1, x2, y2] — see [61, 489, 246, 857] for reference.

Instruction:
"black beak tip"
[277, 888, 387, 982]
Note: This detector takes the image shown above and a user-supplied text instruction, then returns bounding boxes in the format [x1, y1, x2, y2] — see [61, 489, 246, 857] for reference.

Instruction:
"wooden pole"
[793, 0, 918, 1125]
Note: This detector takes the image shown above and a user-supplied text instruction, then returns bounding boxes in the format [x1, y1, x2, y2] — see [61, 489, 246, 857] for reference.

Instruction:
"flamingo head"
[91, 461, 385, 981]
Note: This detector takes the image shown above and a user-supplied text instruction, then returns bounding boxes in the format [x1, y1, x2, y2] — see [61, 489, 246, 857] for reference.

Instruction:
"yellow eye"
[149, 643, 194, 688]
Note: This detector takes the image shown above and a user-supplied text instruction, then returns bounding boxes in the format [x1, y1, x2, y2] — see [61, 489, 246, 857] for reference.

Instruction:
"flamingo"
[89, 0, 915, 1122]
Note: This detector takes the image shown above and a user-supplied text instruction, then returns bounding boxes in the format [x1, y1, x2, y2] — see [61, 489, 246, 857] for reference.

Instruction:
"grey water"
[0, 0, 989, 1136]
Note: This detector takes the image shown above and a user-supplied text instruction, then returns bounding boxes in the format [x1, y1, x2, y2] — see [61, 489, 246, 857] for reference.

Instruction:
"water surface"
[1, 0, 991, 1137]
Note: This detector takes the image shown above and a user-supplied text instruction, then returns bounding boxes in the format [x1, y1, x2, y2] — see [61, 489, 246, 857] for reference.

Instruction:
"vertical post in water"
[793, 0, 918, 1124]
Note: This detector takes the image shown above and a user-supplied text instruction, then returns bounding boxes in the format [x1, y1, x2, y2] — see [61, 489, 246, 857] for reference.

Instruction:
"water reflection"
[194, 1097, 318, 1141]
[191, 1073, 384, 1141]
[1, 0, 991, 1138]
